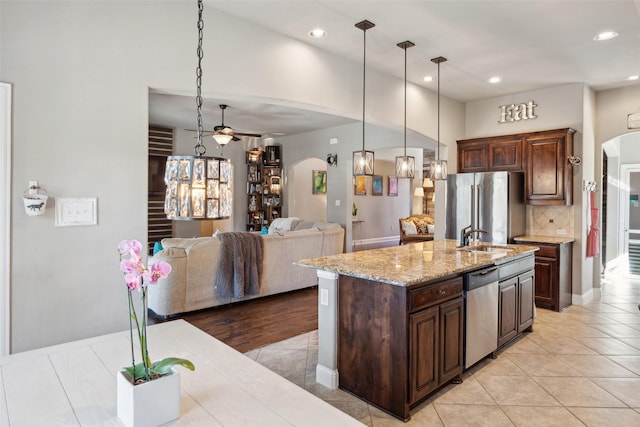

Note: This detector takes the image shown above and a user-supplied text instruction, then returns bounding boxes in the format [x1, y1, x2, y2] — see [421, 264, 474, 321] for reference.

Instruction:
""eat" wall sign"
[498, 100, 537, 123]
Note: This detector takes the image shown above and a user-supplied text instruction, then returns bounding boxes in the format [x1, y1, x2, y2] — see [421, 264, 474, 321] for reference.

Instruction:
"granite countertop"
[295, 239, 539, 287]
[513, 235, 576, 244]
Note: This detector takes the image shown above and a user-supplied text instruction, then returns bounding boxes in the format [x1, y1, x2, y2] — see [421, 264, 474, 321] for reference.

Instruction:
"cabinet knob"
[438, 290, 446, 295]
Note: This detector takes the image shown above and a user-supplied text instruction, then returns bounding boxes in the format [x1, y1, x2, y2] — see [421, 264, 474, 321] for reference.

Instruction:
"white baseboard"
[316, 364, 338, 389]
[572, 288, 594, 305]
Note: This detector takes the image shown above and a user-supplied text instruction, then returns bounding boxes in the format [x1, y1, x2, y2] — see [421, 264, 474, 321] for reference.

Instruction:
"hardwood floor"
[149, 287, 318, 353]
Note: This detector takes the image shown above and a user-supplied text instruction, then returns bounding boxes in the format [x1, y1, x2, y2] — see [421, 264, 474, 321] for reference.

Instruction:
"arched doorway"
[602, 131, 640, 280]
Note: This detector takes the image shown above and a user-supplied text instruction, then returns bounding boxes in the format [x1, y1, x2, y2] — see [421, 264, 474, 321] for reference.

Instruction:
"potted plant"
[352, 203, 358, 221]
[117, 239, 195, 427]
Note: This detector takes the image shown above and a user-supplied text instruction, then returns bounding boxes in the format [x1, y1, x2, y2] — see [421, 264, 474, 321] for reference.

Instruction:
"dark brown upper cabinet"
[457, 128, 575, 205]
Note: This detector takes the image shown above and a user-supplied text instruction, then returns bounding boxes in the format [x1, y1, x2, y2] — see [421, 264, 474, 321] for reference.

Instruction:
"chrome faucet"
[461, 227, 488, 246]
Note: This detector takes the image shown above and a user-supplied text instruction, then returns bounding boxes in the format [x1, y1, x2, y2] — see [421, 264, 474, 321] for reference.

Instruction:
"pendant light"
[430, 56, 448, 181]
[353, 20, 375, 176]
[395, 41, 415, 179]
[164, 0, 233, 220]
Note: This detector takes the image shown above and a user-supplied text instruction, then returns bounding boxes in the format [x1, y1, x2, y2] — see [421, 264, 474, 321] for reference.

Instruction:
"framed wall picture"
[354, 176, 366, 195]
[372, 175, 383, 196]
[312, 170, 327, 194]
[388, 176, 398, 196]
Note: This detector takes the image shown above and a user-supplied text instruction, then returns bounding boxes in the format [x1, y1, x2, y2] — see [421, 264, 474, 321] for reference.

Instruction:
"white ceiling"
[150, 0, 640, 139]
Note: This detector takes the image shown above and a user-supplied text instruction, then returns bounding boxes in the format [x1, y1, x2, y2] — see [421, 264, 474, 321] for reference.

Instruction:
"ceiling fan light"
[213, 134, 233, 146]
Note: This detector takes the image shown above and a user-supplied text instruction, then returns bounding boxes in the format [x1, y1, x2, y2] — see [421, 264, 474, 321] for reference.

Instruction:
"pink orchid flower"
[147, 261, 172, 284]
[120, 258, 145, 291]
[118, 239, 143, 256]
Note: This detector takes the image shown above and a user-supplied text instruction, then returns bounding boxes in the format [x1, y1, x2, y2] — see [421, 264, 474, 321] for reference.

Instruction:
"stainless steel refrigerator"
[444, 171, 525, 245]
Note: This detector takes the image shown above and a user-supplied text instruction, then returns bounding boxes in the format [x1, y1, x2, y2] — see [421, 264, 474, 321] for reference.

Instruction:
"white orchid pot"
[117, 369, 180, 427]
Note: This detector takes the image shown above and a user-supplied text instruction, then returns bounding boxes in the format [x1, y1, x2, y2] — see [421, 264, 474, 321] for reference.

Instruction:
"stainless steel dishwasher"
[464, 265, 500, 369]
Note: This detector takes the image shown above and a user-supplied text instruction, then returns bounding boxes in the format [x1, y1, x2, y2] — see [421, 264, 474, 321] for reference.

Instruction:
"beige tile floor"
[245, 273, 640, 426]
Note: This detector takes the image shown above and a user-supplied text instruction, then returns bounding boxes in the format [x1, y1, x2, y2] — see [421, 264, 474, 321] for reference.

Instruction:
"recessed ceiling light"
[423, 76, 434, 82]
[308, 28, 327, 38]
[627, 75, 639, 81]
[488, 76, 501, 84]
[593, 31, 619, 41]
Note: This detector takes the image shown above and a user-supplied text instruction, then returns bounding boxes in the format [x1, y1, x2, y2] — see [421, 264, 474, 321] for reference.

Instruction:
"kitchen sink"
[457, 245, 515, 254]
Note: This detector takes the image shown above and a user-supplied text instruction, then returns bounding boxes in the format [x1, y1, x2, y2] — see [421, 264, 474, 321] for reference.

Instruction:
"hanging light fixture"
[430, 56, 448, 181]
[395, 40, 415, 179]
[353, 19, 375, 176]
[164, 0, 233, 220]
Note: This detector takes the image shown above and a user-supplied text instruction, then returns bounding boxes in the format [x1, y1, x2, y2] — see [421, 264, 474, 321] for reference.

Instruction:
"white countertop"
[0, 320, 363, 426]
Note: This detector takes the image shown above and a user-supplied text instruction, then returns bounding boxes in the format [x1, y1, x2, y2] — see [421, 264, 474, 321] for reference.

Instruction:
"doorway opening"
[602, 132, 640, 282]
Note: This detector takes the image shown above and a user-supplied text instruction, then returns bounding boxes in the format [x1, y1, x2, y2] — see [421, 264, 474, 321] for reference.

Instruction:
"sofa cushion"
[268, 217, 301, 234]
[161, 236, 215, 249]
[401, 220, 418, 235]
[275, 227, 320, 236]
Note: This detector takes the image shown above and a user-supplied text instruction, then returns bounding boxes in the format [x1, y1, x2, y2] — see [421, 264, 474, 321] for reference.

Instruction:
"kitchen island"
[296, 239, 538, 421]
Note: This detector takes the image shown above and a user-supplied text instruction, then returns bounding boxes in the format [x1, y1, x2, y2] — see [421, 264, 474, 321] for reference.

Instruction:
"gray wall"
[288, 157, 327, 222]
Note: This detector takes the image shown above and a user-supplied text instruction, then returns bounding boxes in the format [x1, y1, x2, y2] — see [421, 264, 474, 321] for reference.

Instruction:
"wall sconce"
[22, 180, 48, 216]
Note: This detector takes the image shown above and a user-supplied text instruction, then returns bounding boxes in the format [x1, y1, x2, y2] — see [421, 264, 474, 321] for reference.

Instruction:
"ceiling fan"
[188, 104, 262, 145]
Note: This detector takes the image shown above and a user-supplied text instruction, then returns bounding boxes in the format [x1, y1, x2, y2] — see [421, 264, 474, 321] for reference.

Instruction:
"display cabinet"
[246, 146, 282, 231]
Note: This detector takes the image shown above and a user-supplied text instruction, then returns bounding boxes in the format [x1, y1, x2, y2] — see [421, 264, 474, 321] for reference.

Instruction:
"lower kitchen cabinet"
[410, 296, 463, 405]
[338, 274, 463, 421]
[498, 260, 535, 349]
[534, 242, 573, 311]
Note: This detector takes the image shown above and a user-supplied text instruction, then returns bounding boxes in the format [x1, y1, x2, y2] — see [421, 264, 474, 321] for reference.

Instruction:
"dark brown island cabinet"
[457, 128, 575, 205]
[337, 274, 464, 421]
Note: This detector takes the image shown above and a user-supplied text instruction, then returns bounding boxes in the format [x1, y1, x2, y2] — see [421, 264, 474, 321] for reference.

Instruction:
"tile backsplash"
[526, 205, 574, 237]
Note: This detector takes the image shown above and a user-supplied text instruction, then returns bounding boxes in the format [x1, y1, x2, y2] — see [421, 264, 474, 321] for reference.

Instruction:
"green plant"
[118, 240, 195, 384]
[352, 203, 358, 217]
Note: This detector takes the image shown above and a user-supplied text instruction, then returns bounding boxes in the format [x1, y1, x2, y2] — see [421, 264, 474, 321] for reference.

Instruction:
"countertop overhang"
[295, 239, 539, 287]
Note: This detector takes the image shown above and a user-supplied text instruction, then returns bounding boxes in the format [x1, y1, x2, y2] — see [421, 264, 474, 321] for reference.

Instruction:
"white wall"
[1, 1, 465, 352]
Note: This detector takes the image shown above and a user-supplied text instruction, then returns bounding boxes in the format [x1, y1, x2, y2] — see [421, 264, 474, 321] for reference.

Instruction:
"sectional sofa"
[148, 221, 344, 317]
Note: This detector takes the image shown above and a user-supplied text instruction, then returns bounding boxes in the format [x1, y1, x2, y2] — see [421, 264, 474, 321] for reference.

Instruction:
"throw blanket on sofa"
[215, 232, 263, 298]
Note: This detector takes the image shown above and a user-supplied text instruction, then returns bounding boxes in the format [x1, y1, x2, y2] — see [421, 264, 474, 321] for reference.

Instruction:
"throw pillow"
[401, 220, 417, 235]
[153, 241, 163, 254]
[415, 220, 429, 234]
[427, 224, 435, 234]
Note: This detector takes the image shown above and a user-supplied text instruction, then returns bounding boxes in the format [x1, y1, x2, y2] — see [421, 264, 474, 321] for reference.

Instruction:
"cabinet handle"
[438, 290, 446, 295]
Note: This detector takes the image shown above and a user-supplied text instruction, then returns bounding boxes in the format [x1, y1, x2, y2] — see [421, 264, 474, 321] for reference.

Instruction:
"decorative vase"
[117, 369, 180, 427]
[352, 215, 358, 221]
